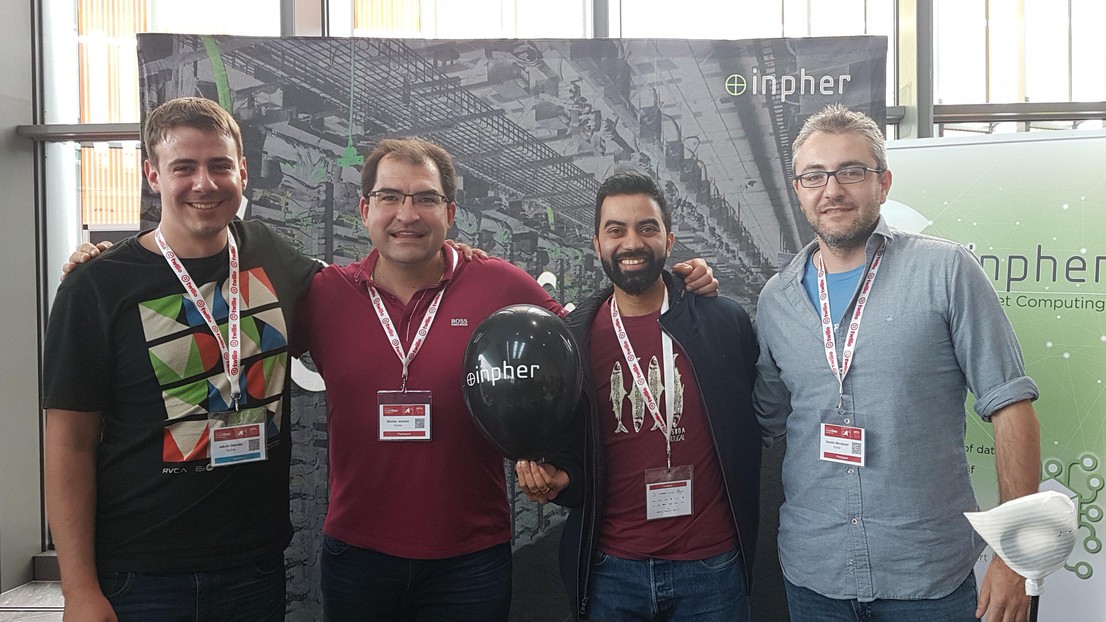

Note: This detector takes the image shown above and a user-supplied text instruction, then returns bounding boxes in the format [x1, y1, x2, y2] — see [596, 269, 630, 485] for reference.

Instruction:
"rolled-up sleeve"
[946, 245, 1039, 420]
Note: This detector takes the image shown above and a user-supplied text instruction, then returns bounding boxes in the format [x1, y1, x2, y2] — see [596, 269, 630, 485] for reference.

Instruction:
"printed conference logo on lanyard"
[154, 227, 268, 467]
[368, 246, 458, 441]
[814, 242, 884, 467]
[609, 291, 693, 520]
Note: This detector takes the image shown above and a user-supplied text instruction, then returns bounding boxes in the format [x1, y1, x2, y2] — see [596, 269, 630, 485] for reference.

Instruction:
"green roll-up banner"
[888, 130, 1106, 620]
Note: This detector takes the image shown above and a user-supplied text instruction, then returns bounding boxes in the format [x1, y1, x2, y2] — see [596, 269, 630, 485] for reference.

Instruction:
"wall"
[0, 0, 46, 592]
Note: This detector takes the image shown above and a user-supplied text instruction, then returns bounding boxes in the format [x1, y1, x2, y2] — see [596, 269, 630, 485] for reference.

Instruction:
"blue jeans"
[97, 553, 286, 622]
[585, 549, 749, 622]
[320, 535, 512, 622]
[784, 571, 980, 622]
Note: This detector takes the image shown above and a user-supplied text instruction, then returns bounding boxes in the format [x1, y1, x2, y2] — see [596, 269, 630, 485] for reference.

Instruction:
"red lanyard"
[815, 242, 885, 410]
[154, 227, 242, 408]
[366, 247, 457, 392]
[610, 290, 676, 469]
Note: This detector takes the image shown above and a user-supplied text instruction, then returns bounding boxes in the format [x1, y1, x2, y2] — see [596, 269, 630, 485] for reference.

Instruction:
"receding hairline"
[377, 151, 440, 172]
[791, 104, 887, 172]
[361, 137, 457, 200]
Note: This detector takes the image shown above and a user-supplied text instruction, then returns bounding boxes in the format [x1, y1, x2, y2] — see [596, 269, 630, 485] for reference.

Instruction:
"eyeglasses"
[795, 166, 884, 188]
[366, 190, 449, 208]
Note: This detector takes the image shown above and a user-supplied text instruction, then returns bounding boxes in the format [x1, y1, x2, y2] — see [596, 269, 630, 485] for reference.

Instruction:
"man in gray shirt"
[754, 104, 1041, 622]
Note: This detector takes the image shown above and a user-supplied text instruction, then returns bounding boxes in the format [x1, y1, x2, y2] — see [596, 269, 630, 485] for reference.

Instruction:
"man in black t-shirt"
[43, 97, 318, 622]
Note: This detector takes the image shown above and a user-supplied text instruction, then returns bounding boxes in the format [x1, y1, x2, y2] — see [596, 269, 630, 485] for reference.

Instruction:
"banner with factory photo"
[887, 131, 1106, 621]
[137, 33, 887, 620]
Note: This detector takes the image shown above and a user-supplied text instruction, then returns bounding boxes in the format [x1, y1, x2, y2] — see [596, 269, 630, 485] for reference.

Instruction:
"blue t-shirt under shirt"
[802, 257, 865, 329]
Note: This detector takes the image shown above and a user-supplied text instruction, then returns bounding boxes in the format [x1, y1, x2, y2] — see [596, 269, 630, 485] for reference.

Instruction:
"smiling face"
[144, 126, 246, 258]
[360, 154, 456, 274]
[793, 130, 892, 254]
[594, 193, 675, 296]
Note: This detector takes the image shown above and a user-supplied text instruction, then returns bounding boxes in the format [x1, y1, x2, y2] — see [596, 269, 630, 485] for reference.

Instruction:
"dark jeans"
[585, 549, 749, 622]
[320, 535, 512, 622]
[97, 553, 286, 622]
[784, 571, 980, 622]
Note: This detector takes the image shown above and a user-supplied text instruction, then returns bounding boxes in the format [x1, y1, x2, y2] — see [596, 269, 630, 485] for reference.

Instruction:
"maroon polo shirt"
[294, 248, 563, 559]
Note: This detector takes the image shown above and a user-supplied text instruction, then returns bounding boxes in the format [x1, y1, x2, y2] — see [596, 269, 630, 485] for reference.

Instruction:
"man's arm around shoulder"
[44, 409, 118, 622]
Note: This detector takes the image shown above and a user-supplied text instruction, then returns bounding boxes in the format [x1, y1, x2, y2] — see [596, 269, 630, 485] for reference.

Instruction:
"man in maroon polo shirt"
[292, 139, 718, 621]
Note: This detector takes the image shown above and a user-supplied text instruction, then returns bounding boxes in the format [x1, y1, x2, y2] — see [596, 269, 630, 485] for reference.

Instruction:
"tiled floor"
[0, 582, 63, 621]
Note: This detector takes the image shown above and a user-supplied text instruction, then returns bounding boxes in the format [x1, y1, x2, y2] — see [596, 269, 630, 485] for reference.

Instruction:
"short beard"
[817, 225, 875, 253]
[812, 204, 880, 254]
[601, 252, 665, 296]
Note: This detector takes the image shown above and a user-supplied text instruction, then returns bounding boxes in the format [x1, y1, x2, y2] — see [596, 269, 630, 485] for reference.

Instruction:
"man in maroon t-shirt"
[518, 170, 761, 621]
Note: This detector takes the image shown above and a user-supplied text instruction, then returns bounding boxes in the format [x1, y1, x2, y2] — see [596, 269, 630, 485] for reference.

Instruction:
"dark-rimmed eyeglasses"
[365, 190, 449, 208]
[795, 166, 884, 188]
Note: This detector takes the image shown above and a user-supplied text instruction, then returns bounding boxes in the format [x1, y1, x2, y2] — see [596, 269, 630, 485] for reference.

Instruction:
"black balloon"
[462, 304, 582, 461]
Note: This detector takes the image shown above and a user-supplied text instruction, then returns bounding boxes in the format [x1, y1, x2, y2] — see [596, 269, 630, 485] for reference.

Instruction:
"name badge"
[645, 465, 693, 520]
[378, 390, 432, 441]
[208, 407, 269, 467]
[820, 423, 866, 466]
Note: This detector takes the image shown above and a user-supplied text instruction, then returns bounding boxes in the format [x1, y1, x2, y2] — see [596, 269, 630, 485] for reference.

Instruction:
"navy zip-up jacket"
[546, 271, 762, 619]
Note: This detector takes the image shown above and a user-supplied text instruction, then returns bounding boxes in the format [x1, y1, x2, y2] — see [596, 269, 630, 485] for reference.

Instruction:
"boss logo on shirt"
[451, 318, 468, 326]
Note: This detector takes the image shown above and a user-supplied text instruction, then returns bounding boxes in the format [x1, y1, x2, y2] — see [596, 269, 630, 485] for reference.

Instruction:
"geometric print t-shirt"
[43, 220, 318, 572]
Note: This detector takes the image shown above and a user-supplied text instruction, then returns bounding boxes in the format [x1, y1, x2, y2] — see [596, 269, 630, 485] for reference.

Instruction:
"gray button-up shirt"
[754, 217, 1038, 601]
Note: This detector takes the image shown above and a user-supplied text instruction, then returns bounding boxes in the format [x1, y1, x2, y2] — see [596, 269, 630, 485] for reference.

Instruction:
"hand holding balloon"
[515, 460, 568, 504]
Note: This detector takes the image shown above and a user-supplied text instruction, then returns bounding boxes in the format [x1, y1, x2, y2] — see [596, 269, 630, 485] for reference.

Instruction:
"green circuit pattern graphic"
[1043, 454, 1104, 579]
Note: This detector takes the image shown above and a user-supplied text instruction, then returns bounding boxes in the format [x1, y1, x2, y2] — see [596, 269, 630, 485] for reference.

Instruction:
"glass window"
[1071, 0, 1106, 102]
[792, 0, 867, 37]
[351, 0, 422, 36]
[935, 0, 1106, 105]
[934, 0, 987, 104]
[80, 142, 143, 228]
[984, 1, 1025, 104]
[938, 119, 1103, 136]
[514, 0, 591, 38]
[620, 0, 784, 39]
[76, 0, 147, 124]
[619, 0, 890, 40]
[70, 0, 282, 125]
[342, 0, 591, 38]
[859, 0, 895, 107]
[1024, 0, 1070, 102]
[45, 0, 284, 236]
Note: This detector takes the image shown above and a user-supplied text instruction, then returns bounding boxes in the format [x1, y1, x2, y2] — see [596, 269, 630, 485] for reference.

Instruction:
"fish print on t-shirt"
[610, 353, 686, 438]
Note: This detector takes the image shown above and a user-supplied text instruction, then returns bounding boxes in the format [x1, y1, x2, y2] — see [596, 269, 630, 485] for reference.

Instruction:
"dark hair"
[594, 170, 670, 234]
[143, 97, 243, 165]
[360, 138, 457, 201]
